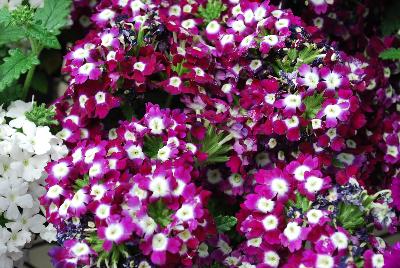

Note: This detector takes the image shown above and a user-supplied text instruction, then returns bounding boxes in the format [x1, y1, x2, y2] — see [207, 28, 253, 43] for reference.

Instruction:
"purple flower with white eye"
[280, 221, 309, 252]
[317, 99, 350, 128]
[298, 171, 331, 200]
[297, 64, 320, 90]
[98, 216, 135, 251]
[319, 66, 349, 91]
[275, 94, 305, 116]
[72, 62, 102, 84]
[92, 8, 115, 27]
[140, 232, 181, 265]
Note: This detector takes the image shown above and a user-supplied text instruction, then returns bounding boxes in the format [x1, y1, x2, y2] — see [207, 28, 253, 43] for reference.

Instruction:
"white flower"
[5, 208, 46, 234]
[0, 179, 33, 220]
[17, 121, 53, 155]
[6, 100, 32, 128]
[40, 224, 57, 242]
[10, 150, 48, 181]
[6, 227, 31, 253]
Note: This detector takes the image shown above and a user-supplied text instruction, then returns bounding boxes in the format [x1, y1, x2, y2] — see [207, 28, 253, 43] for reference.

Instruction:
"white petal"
[15, 194, 33, 208]
[5, 203, 20, 220]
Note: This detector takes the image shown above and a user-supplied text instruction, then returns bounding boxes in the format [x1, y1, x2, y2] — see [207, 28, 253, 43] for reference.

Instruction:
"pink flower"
[140, 232, 181, 265]
[280, 222, 309, 252]
[98, 216, 135, 251]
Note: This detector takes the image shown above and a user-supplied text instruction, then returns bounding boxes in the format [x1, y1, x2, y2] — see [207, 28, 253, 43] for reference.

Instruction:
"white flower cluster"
[0, 100, 67, 267]
[0, 0, 44, 10]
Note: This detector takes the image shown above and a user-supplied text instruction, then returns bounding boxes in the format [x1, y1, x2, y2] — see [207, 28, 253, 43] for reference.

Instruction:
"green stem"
[22, 38, 42, 100]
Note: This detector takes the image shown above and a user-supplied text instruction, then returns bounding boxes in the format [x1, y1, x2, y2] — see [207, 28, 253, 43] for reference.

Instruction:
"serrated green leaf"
[34, 0, 72, 34]
[379, 48, 400, 60]
[198, 0, 226, 24]
[143, 136, 164, 159]
[0, 24, 25, 45]
[25, 24, 61, 49]
[0, 48, 39, 92]
[215, 215, 237, 233]
[337, 202, 365, 232]
[0, 8, 11, 25]
[73, 175, 90, 191]
[303, 93, 324, 119]
[148, 200, 173, 227]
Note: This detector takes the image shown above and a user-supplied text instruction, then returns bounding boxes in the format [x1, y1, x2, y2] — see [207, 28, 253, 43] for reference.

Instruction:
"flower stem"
[22, 38, 42, 100]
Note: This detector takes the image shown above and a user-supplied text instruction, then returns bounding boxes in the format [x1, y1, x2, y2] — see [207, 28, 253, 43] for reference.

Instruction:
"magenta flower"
[98, 216, 135, 251]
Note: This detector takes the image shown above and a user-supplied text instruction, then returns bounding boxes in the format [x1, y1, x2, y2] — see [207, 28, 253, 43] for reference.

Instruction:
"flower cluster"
[0, 100, 67, 267]
[44, 0, 400, 267]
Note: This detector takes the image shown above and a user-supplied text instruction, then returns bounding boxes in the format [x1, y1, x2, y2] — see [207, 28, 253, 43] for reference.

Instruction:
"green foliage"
[25, 102, 58, 126]
[0, 24, 25, 45]
[200, 125, 233, 164]
[379, 48, 400, 60]
[0, 0, 71, 104]
[273, 45, 323, 74]
[10, 5, 34, 26]
[25, 24, 61, 49]
[303, 92, 324, 119]
[381, 1, 400, 36]
[215, 215, 237, 233]
[34, 0, 72, 34]
[337, 202, 365, 233]
[0, 214, 9, 227]
[148, 200, 173, 227]
[286, 192, 312, 213]
[143, 136, 164, 159]
[198, 0, 226, 23]
[73, 175, 90, 191]
[0, 49, 39, 92]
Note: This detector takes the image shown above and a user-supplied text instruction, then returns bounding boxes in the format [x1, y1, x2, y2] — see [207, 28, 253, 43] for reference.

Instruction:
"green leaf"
[379, 48, 400, 60]
[148, 200, 173, 227]
[0, 48, 39, 92]
[303, 93, 324, 119]
[199, 125, 233, 165]
[25, 102, 58, 126]
[215, 215, 237, 233]
[25, 24, 61, 49]
[0, 24, 25, 45]
[198, 0, 226, 24]
[143, 136, 164, 159]
[34, 0, 71, 34]
[0, 214, 9, 227]
[73, 175, 90, 191]
[295, 192, 311, 213]
[0, 8, 11, 25]
[337, 202, 365, 232]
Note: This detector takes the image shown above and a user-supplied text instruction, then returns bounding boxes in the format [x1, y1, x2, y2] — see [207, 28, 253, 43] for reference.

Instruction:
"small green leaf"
[148, 200, 173, 227]
[379, 48, 400, 60]
[0, 24, 25, 45]
[199, 125, 233, 165]
[215, 215, 237, 233]
[143, 136, 164, 159]
[25, 102, 58, 126]
[34, 0, 72, 34]
[337, 202, 365, 232]
[295, 192, 311, 213]
[0, 48, 39, 92]
[198, 0, 226, 24]
[303, 93, 324, 119]
[73, 175, 90, 191]
[0, 214, 9, 227]
[25, 24, 61, 49]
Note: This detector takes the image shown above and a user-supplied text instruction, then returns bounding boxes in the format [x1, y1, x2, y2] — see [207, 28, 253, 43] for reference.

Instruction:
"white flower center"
[105, 223, 123, 241]
[284, 95, 301, 108]
[79, 63, 94, 75]
[256, 198, 275, 213]
[152, 233, 168, 251]
[271, 178, 288, 196]
[324, 104, 341, 118]
[316, 255, 334, 268]
[149, 176, 169, 197]
[307, 209, 323, 224]
[371, 254, 384, 268]
[331, 232, 348, 250]
[95, 92, 106, 104]
[47, 185, 63, 199]
[206, 21, 220, 34]
[134, 62, 146, 72]
[96, 204, 111, 219]
[176, 204, 194, 221]
[262, 215, 278, 231]
[229, 173, 243, 187]
[126, 145, 144, 159]
[148, 117, 165, 134]
[71, 242, 90, 256]
[52, 162, 69, 179]
[283, 222, 301, 241]
[305, 176, 324, 193]
[264, 251, 280, 267]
